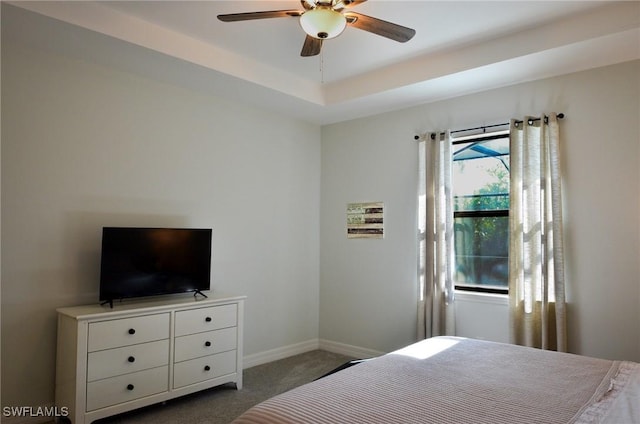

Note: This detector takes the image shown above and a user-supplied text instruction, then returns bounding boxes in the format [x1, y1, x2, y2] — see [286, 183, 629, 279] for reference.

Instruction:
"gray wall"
[1, 38, 321, 408]
[320, 60, 640, 362]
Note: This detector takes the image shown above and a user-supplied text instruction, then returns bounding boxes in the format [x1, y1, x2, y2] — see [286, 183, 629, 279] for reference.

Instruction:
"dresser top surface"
[57, 292, 246, 320]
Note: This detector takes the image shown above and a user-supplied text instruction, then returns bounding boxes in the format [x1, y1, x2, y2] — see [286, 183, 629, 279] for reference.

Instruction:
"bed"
[232, 337, 639, 424]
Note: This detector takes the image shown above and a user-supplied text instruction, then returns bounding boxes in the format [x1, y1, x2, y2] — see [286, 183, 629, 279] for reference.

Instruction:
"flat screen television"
[99, 227, 212, 306]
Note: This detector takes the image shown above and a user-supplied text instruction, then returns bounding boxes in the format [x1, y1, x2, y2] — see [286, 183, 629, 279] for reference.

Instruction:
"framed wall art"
[347, 202, 384, 239]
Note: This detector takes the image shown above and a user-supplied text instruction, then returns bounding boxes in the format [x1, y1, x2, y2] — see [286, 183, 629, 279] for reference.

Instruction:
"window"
[452, 131, 509, 294]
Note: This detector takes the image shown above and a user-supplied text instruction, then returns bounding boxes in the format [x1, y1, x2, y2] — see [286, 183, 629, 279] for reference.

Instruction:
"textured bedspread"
[233, 337, 638, 424]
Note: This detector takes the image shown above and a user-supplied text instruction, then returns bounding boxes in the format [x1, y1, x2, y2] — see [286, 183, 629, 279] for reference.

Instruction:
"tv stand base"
[194, 289, 208, 299]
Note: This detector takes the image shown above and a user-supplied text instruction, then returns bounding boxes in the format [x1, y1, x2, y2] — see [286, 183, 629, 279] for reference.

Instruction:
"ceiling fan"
[217, 0, 416, 57]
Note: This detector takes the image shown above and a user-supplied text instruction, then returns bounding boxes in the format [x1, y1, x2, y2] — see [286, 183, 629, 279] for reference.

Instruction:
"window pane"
[453, 138, 509, 212]
[454, 215, 508, 289]
[452, 134, 510, 290]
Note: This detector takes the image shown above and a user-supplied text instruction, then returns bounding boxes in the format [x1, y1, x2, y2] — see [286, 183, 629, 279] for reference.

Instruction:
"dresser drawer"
[87, 339, 169, 382]
[175, 304, 236, 336]
[173, 350, 236, 389]
[86, 366, 168, 411]
[174, 327, 237, 363]
[88, 313, 170, 352]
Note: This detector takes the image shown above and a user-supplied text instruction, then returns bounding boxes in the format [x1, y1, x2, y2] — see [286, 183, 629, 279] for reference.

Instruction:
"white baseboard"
[242, 339, 386, 369]
[243, 339, 320, 369]
[319, 339, 386, 359]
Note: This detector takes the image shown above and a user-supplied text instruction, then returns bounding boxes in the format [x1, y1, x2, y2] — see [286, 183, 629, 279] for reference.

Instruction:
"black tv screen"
[99, 227, 212, 303]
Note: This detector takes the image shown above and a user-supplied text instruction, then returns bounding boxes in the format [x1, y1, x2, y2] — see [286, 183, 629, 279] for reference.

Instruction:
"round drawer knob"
[128, 328, 136, 335]
[128, 356, 135, 363]
[205, 341, 211, 347]
[204, 365, 211, 372]
[205, 317, 212, 322]
[127, 384, 134, 391]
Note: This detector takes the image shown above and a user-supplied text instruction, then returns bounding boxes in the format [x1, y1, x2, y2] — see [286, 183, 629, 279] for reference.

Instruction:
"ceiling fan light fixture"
[299, 7, 347, 39]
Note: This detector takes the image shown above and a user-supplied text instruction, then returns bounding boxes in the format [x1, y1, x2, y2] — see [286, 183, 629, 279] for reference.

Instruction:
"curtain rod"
[414, 113, 565, 141]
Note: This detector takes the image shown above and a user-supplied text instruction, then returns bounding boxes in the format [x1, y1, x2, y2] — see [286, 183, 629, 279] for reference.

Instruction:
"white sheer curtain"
[509, 113, 567, 351]
[418, 132, 456, 340]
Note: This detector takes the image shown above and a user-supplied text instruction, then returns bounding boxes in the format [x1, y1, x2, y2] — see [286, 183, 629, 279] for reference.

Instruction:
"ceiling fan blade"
[217, 10, 302, 22]
[301, 35, 323, 57]
[345, 12, 415, 42]
[301, 0, 316, 10]
[333, 0, 367, 10]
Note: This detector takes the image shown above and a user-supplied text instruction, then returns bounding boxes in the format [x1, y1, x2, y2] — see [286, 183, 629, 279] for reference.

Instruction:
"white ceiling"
[5, 1, 640, 124]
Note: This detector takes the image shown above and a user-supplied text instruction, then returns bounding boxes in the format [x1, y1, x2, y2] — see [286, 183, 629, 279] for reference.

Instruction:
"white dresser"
[55, 294, 245, 424]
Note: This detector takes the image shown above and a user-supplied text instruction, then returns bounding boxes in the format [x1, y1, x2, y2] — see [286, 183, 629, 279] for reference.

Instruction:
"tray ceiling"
[4, 1, 639, 124]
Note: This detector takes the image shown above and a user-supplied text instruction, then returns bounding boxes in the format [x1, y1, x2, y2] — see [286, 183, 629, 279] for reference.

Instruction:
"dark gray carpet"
[93, 350, 354, 424]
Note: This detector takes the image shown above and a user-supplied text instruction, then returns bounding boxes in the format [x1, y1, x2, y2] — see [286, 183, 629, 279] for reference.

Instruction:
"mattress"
[233, 337, 639, 424]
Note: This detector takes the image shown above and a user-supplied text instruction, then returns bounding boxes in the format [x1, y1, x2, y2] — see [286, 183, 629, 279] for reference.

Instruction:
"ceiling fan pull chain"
[320, 50, 324, 84]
